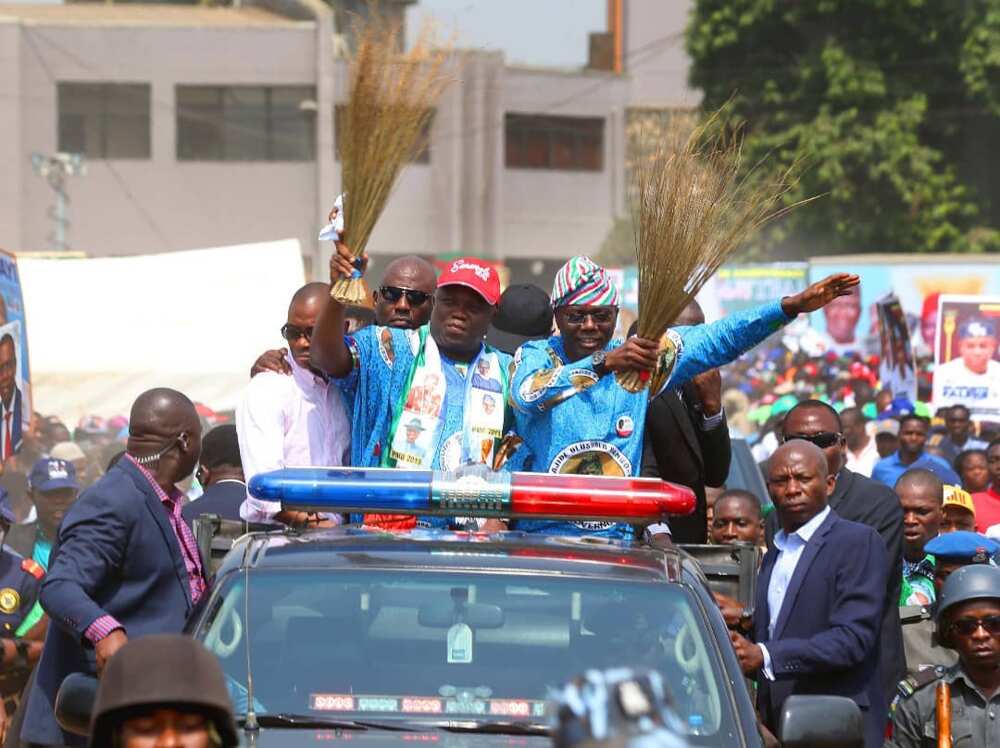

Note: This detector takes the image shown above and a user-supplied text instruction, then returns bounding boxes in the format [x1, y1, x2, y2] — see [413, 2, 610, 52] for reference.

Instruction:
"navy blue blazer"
[753, 509, 888, 748]
[21, 458, 203, 746]
[182, 479, 246, 527]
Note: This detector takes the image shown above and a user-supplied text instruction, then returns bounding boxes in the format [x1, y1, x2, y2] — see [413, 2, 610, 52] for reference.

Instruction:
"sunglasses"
[280, 324, 313, 342]
[561, 308, 616, 325]
[782, 431, 843, 449]
[378, 286, 433, 305]
[950, 615, 1000, 637]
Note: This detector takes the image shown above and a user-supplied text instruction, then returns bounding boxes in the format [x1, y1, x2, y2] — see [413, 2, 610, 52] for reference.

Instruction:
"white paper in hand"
[318, 193, 345, 241]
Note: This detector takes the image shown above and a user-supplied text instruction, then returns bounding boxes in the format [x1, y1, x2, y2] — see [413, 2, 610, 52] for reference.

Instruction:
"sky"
[406, 0, 606, 69]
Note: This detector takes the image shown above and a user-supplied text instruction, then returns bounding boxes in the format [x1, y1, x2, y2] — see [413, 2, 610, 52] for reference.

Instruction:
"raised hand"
[329, 241, 368, 283]
[781, 272, 860, 316]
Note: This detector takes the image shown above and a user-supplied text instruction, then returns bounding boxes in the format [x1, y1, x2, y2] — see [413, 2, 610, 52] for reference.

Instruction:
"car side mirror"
[778, 694, 863, 748]
[55, 673, 99, 736]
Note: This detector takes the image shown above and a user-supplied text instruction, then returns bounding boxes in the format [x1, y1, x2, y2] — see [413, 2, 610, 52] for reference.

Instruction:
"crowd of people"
[0, 238, 997, 747]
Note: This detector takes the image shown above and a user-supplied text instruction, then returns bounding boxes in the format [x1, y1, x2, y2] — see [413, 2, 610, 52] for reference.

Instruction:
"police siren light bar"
[248, 467, 695, 524]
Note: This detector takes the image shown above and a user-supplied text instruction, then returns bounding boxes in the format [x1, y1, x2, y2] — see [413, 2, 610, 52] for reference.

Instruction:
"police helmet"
[935, 565, 1000, 647]
[89, 635, 238, 748]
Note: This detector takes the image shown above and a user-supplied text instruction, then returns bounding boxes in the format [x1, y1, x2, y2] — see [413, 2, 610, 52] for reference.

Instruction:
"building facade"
[0, 0, 693, 283]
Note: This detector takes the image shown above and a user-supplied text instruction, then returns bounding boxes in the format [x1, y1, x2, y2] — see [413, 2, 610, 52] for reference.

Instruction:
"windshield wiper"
[244, 714, 420, 731]
[431, 721, 551, 736]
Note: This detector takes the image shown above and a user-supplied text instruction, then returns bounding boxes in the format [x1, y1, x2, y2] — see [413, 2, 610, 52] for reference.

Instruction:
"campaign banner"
[809, 257, 1000, 357]
[932, 294, 1000, 421]
[712, 263, 809, 315]
[876, 294, 917, 402]
[0, 250, 32, 465]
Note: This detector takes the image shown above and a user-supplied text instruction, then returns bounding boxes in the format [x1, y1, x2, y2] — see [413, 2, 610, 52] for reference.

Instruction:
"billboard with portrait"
[0, 250, 31, 464]
[932, 294, 1000, 420]
[810, 256, 1000, 357]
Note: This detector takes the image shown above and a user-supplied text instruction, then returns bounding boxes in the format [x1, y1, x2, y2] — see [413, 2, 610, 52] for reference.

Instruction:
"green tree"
[686, 0, 1000, 256]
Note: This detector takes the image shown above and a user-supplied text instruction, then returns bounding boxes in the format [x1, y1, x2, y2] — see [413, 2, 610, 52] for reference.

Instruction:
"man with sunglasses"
[237, 283, 350, 526]
[768, 398, 906, 700]
[312, 245, 521, 530]
[889, 564, 1000, 748]
[509, 255, 860, 540]
[250, 256, 437, 378]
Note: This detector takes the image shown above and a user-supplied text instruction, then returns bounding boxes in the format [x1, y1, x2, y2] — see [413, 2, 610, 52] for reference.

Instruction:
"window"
[57, 83, 151, 159]
[333, 105, 433, 164]
[505, 113, 604, 171]
[176, 86, 316, 161]
[196, 568, 735, 742]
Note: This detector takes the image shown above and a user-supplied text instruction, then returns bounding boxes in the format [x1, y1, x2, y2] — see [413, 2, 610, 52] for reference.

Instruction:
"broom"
[331, 10, 453, 305]
[618, 111, 811, 393]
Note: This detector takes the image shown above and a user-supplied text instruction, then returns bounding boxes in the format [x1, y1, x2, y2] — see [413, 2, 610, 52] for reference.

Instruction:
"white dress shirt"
[845, 438, 879, 477]
[237, 353, 351, 522]
[759, 505, 832, 679]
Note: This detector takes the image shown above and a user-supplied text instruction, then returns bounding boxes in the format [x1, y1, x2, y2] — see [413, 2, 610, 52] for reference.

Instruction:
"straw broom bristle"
[619, 111, 811, 393]
[331, 9, 453, 304]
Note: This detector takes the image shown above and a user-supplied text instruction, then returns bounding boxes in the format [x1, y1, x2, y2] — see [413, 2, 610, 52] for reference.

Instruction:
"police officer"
[0, 488, 45, 741]
[899, 531, 999, 681]
[89, 635, 238, 748]
[24, 458, 79, 571]
[889, 564, 1000, 747]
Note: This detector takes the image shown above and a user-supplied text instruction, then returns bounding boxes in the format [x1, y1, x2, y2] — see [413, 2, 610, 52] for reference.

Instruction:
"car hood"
[242, 728, 551, 748]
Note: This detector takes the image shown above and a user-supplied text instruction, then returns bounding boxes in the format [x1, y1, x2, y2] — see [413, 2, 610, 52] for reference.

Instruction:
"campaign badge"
[616, 415, 634, 438]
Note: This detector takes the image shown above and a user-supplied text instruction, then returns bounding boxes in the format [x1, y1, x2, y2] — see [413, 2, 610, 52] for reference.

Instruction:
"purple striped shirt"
[84, 455, 207, 643]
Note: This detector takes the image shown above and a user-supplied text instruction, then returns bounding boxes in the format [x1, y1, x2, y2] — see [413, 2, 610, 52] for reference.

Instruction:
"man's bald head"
[288, 282, 330, 317]
[895, 468, 944, 503]
[896, 468, 944, 562]
[375, 255, 437, 328]
[286, 282, 329, 369]
[129, 388, 197, 440]
[770, 440, 830, 478]
[767, 440, 835, 533]
[127, 388, 202, 484]
[673, 299, 705, 327]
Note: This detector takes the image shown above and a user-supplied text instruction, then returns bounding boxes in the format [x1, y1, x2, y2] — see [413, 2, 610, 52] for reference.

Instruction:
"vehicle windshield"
[196, 568, 736, 742]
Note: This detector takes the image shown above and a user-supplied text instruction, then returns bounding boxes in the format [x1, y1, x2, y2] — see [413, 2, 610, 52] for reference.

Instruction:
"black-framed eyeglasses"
[950, 615, 1000, 637]
[560, 308, 617, 325]
[782, 431, 843, 449]
[378, 286, 433, 305]
[280, 324, 313, 342]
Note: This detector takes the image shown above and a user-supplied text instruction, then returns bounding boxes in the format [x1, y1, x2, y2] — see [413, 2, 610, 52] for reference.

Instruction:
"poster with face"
[0, 250, 31, 465]
[933, 294, 1000, 421]
[810, 258, 1000, 356]
[875, 295, 917, 402]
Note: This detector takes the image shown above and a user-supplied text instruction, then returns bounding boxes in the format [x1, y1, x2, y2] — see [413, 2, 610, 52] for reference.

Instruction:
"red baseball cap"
[436, 257, 501, 306]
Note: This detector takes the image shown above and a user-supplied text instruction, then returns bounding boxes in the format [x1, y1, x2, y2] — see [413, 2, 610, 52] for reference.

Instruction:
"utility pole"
[30, 152, 86, 252]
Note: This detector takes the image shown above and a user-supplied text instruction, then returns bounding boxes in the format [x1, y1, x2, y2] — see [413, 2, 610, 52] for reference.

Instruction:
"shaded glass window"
[505, 114, 604, 171]
[57, 82, 151, 159]
[176, 86, 316, 161]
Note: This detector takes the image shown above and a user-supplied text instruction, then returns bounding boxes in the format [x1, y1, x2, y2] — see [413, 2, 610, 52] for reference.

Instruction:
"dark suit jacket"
[1, 387, 23, 460]
[766, 467, 905, 698]
[182, 479, 246, 527]
[641, 383, 731, 543]
[754, 510, 888, 748]
[21, 459, 203, 746]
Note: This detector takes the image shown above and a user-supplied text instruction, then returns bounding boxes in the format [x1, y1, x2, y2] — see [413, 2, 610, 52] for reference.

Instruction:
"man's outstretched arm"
[311, 241, 363, 377]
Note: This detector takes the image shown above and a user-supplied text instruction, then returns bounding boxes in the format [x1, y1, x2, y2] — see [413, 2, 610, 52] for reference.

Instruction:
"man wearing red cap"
[312, 245, 521, 494]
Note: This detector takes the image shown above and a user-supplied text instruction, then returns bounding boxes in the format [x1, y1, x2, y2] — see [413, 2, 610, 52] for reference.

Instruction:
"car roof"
[220, 527, 687, 584]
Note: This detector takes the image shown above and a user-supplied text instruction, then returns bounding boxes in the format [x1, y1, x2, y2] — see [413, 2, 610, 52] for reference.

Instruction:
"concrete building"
[0, 0, 694, 283]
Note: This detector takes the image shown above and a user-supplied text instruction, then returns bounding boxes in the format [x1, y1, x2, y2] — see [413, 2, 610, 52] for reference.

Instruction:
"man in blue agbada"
[311, 244, 526, 529]
[511, 256, 860, 540]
